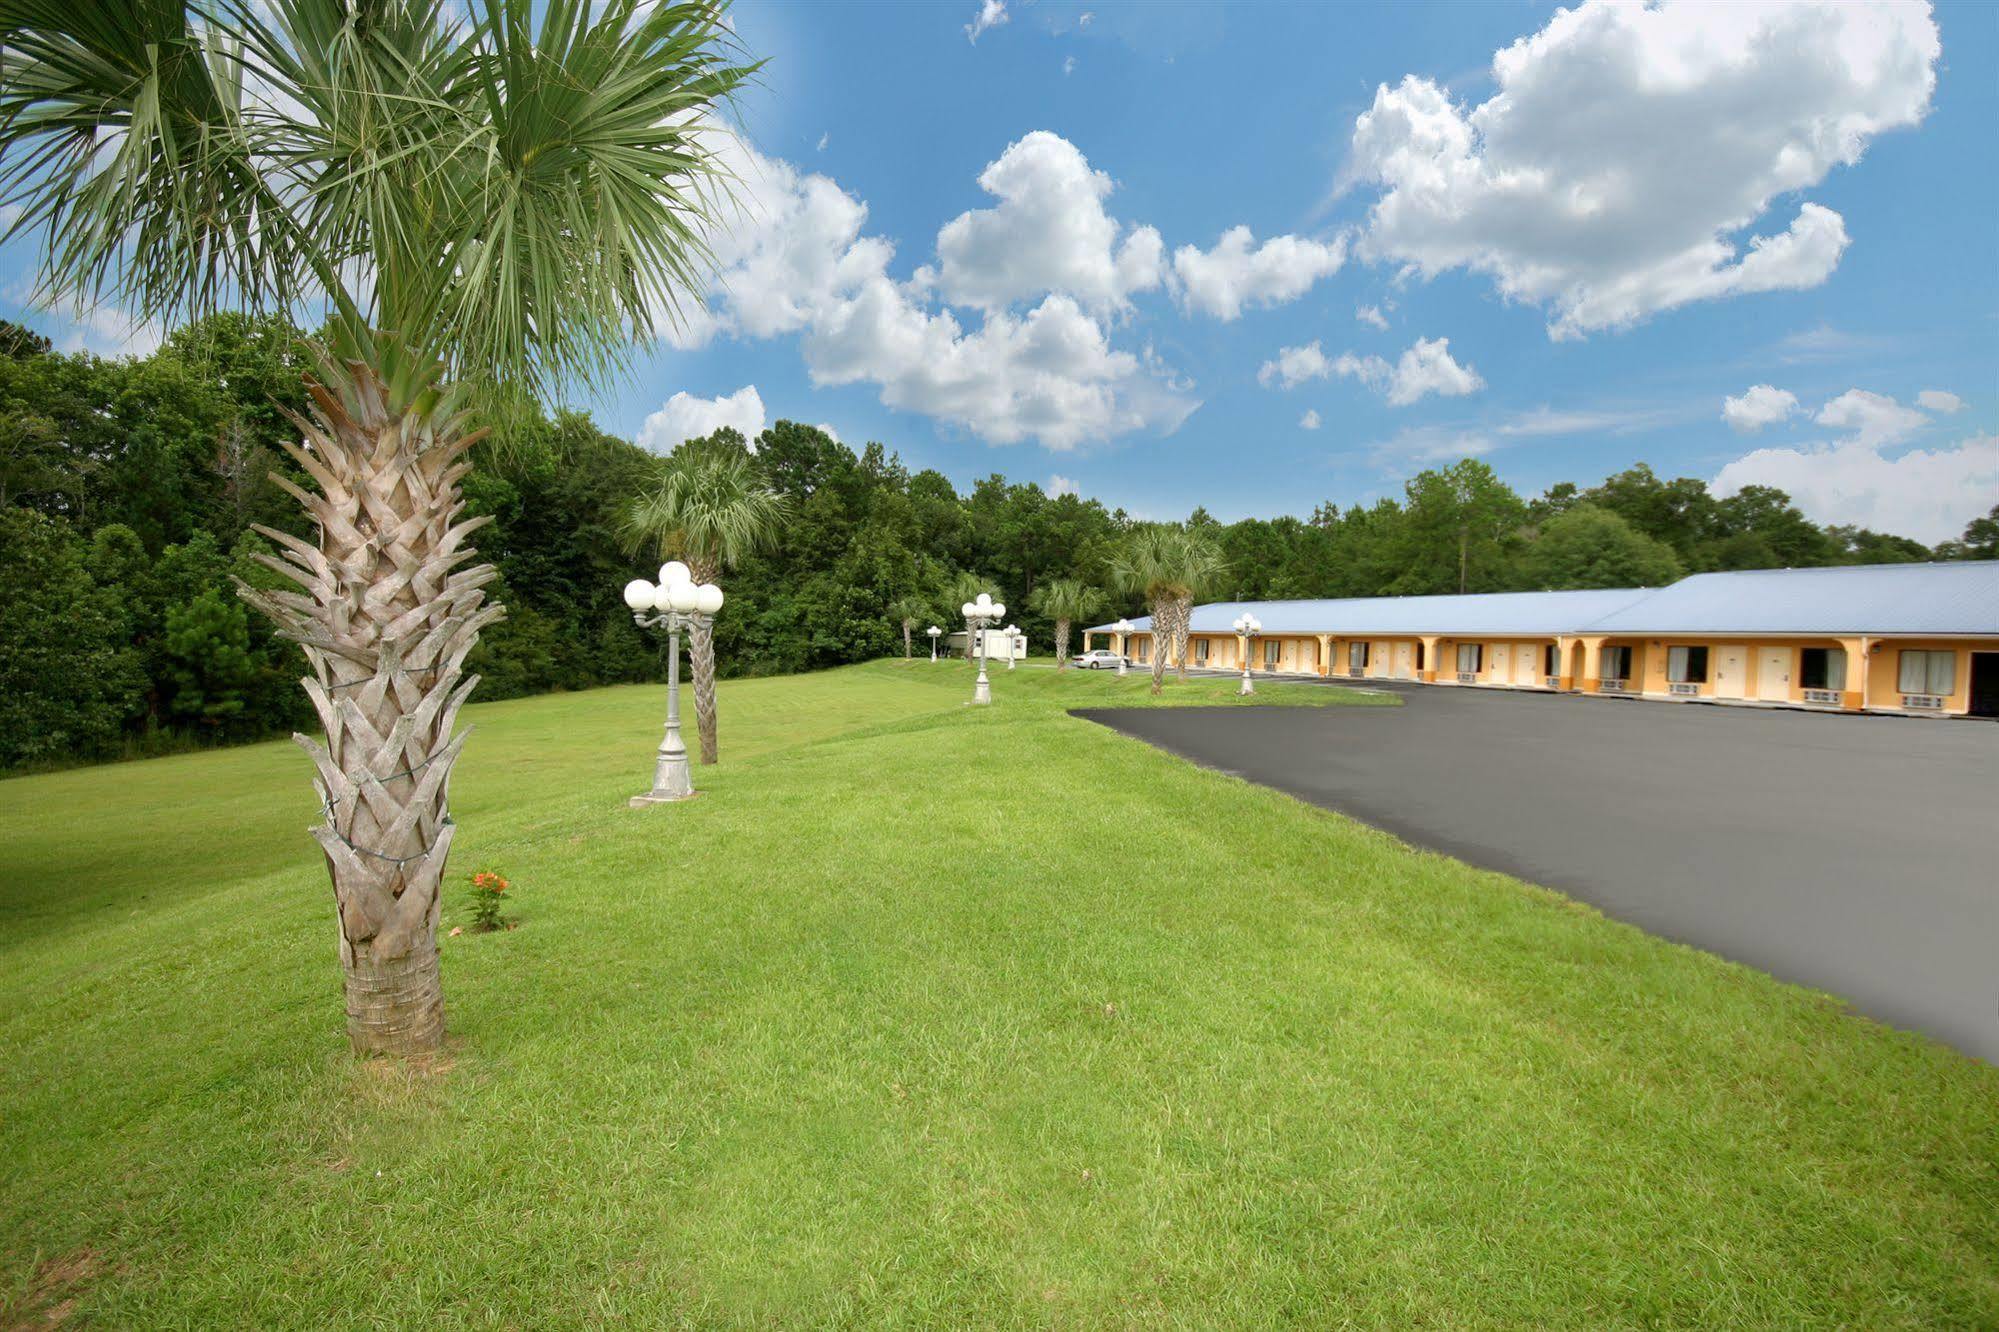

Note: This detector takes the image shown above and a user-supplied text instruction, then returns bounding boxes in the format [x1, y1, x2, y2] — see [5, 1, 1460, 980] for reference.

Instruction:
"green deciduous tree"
[0, 0, 753, 1055]
[1517, 505, 1684, 590]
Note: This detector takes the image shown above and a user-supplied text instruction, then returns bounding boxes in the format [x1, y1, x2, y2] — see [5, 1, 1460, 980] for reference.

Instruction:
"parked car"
[1074, 649, 1127, 670]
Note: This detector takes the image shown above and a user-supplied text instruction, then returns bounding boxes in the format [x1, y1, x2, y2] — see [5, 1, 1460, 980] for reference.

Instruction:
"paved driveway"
[1077, 687, 1999, 1061]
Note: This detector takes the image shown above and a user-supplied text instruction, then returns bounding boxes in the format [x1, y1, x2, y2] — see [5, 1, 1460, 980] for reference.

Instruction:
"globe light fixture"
[1112, 617, 1136, 677]
[1003, 624, 1020, 671]
[926, 624, 942, 662]
[1233, 612, 1264, 696]
[963, 593, 1006, 704]
[623, 563, 724, 806]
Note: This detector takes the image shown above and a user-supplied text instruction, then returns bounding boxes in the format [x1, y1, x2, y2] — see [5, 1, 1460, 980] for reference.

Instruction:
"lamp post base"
[630, 789, 699, 807]
[973, 676, 992, 704]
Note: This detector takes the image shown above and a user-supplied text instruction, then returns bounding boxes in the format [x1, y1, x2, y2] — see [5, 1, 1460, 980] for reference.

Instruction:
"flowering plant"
[467, 869, 512, 931]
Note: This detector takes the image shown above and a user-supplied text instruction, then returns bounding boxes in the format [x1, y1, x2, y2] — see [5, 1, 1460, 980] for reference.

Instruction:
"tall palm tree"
[886, 595, 929, 659]
[0, 0, 753, 1056]
[1030, 578, 1103, 668]
[1109, 526, 1226, 695]
[945, 571, 999, 662]
[625, 440, 788, 764]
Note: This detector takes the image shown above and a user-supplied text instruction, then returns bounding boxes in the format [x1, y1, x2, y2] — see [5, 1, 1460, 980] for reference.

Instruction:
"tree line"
[4, 314, 1994, 770]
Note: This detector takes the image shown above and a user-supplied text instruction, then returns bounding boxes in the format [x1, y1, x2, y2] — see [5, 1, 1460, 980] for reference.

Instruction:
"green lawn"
[2, 660, 1993, 1328]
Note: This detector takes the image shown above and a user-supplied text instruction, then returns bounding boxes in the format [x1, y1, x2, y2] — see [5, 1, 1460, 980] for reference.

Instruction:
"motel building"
[1083, 560, 1999, 719]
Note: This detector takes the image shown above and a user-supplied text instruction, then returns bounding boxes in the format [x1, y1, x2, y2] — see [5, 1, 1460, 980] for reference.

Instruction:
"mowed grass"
[1, 660, 1993, 1328]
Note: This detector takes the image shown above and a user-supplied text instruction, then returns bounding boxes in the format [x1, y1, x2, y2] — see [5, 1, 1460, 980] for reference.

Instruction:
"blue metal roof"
[1087, 562, 1999, 639]
[1089, 587, 1653, 637]
[1579, 561, 1999, 636]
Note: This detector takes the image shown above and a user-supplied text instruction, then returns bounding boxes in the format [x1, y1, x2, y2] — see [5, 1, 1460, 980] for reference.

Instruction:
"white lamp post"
[623, 561, 725, 806]
[961, 592, 1005, 704]
[1233, 612, 1263, 696]
[1112, 617, 1135, 677]
[1003, 624, 1019, 670]
[926, 625, 942, 662]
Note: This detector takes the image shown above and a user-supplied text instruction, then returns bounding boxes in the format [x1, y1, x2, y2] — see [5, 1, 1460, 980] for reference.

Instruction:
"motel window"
[1898, 650, 1955, 696]
[1415, 641, 1425, 670]
[1543, 644, 1560, 676]
[1600, 646, 1633, 681]
[1194, 638, 1210, 665]
[1263, 639, 1281, 667]
[1667, 645, 1709, 684]
[1455, 643, 1483, 674]
[1350, 642, 1370, 669]
[1800, 647, 1847, 692]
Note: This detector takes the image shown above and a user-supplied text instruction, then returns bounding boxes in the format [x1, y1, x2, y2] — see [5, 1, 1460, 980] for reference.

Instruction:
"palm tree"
[625, 439, 788, 764]
[1109, 526, 1226, 695]
[1030, 579, 1103, 668]
[0, 1, 753, 1056]
[886, 595, 930, 659]
[945, 571, 999, 662]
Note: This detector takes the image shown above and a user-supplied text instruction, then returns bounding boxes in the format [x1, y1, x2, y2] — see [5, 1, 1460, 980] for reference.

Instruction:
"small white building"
[945, 628, 1026, 660]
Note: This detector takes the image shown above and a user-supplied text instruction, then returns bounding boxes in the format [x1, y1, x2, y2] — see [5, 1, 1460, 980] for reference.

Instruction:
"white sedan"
[1073, 649, 1128, 670]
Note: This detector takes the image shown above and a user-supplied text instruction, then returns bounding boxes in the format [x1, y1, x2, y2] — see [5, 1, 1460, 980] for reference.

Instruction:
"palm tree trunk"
[687, 558, 720, 765]
[1173, 598, 1192, 682]
[237, 353, 500, 1058]
[902, 623, 912, 659]
[1149, 600, 1169, 696]
[1055, 617, 1071, 667]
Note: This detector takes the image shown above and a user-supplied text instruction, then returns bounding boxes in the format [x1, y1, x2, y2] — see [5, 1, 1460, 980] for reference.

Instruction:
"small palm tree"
[886, 595, 930, 659]
[1109, 526, 1226, 695]
[945, 571, 1000, 662]
[625, 439, 789, 764]
[1030, 579, 1103, 668]
[0, 0, 753, 1056]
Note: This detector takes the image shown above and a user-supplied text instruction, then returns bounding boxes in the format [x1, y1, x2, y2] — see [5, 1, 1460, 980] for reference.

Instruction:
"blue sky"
[5, 0, 1995, 541]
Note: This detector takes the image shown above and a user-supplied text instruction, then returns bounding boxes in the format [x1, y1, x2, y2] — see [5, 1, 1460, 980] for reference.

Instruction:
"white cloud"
[1814, 388, 1926, 447]
[1722, 384, 1799, 434]
[1170, 226, 1346, 321]
[1356, 304, 1389, 330]
[1262, 335, 1481, 406]
[966, 0, 1007, 43]
[1917, 389, 1964, 414]
[815, 422, 841, 442]
[1715, 432, 1997, 544]
[1496, 404, 1683, 437]
[1367, 424, 1496, 470]
[1715, 387, 1993, 542]
[1345, 1, 1938, 338]
[1063, 55, 1076, 77]
[1256, 340, 1332, 390]
[932, 131, 1163, 313]
[637, 385, 766, 453]
[44, 302, 164, 358]
[1299, 409, 1322, 431]
[816, 132, 829, 152]
[1047, 473, 1079, 497]
[666, 132, 1196, 451]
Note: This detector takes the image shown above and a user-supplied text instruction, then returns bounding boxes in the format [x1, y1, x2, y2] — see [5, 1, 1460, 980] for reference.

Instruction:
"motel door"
[1715, 646, 1748, 700]
[1757, 646, 1791, 702]
[1370, 641, 1390, 677]
[1392, 641, 1414, 679]
[1489, 643, 1511, 684]
[1515, 643, 1543, 686]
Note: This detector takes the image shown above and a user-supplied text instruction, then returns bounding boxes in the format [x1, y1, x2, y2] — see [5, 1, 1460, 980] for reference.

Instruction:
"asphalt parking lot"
[1078, 684, 1999, 1061]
